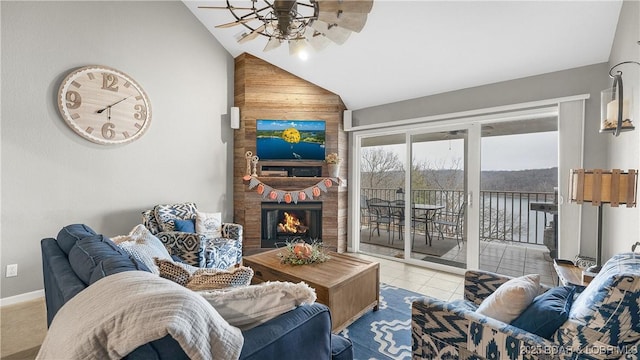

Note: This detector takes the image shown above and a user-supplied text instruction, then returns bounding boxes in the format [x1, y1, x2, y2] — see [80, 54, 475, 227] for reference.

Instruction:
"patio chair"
[360, 194, 369, 228]
[367, 198, 393, 243]
[432, 202, 465, 248]
[390, 200, 406, 243]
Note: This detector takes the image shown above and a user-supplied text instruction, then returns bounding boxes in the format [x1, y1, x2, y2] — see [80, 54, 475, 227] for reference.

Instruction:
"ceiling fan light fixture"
[201, 0, 373, 56]
[288, 39, 309, 60]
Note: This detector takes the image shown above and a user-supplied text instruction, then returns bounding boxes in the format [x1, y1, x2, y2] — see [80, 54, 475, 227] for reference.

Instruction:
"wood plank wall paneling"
[233, 53, 348, 253]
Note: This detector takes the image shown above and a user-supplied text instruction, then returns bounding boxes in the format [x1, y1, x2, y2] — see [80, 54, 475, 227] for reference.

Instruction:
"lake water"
[257, 138, 325, 160]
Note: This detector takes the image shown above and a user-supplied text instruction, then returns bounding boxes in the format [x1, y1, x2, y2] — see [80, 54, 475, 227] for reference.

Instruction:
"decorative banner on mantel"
[243, 176, 341, 203]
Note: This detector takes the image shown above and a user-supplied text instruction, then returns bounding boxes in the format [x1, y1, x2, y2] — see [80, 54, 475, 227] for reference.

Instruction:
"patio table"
[369, 202, 444, 245]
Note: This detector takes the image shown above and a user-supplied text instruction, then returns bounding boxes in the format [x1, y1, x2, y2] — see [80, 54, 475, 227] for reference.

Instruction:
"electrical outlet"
[6, 264, 17, 277]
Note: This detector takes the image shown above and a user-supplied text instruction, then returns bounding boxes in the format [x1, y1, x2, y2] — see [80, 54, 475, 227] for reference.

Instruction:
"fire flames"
[278, 212, 308, 234]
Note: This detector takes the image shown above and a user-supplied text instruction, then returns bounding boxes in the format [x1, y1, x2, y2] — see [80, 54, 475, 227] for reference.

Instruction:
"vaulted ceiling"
[184, 1, 623, 110]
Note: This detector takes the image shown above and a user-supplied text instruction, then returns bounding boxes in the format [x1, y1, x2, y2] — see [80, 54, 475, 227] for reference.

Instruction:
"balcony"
[360, 188, 558, 286]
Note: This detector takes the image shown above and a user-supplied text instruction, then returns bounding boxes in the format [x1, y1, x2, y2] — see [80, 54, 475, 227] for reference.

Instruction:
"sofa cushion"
[331, 334, 354, 360]
[154, 202, 198, 232]
[113, 224, 172, 274]
[197, 281, 317, 330]
[195, 211, 222, 238]
[68, 235, 128, 284]
[511, 286, 575, 339]
[56, 224, 97, 255]
[89, 256, 151, 284]
[476, 274, 540, 324]
[174, 219, 196, 233]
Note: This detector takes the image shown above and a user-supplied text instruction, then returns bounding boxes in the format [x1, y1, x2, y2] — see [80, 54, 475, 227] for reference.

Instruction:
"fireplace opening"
[261, 202, 322, 248]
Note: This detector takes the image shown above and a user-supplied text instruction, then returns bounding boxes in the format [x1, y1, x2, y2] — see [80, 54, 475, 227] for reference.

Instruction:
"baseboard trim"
[0, 289, 44, 307]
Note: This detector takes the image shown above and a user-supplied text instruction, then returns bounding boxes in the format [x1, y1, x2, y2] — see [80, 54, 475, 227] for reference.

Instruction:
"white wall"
[604, 0, 640, 258]
[1, 1, 234, 298]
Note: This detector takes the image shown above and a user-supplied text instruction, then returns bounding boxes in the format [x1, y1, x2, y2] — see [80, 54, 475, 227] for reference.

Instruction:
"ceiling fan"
[199, 0, 373, 57]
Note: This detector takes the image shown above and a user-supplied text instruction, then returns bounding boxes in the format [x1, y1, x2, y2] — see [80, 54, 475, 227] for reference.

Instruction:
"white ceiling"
[184, 0, 623, 110]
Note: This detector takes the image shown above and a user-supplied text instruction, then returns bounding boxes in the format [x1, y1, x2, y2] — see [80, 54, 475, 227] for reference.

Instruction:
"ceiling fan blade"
[310, 20, 351, 45]
[237, 24, 266, 44]
[317, 11, 368, 33]
[307, 32, 331, 51]
[215, 19, 251, 28]
[198, 6, 256, 10]
[289, 39, 309, 57]
[263, 36, 283, 51]
[316, 0, 373, 13]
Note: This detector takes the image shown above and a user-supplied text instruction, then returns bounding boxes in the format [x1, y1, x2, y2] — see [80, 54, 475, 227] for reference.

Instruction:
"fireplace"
[261, 202, 323, 248]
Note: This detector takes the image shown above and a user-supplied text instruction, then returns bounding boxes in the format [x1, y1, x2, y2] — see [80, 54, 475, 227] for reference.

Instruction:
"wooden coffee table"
[243, 249, 380, 332]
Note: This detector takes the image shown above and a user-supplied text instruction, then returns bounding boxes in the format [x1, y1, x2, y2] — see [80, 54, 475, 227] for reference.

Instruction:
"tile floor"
[350, 252, 466, 302]
[357, 236, 558, 289]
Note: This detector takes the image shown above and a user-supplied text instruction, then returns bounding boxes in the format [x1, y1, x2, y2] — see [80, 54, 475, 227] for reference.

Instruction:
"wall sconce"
[569, 169, 638, 272]
[396, 187, 404, 201]
[600, 61, 639, 136]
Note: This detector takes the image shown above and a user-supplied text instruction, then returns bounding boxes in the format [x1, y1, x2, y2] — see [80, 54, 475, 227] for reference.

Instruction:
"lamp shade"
[569, 169, 638, 207]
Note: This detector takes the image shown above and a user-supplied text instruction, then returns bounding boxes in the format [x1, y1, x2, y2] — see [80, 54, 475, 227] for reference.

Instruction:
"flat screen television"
[256, 119, 326, 161]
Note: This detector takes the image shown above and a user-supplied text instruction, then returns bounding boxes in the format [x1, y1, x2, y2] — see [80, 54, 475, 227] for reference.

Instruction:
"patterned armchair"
[412, 252, 640, 360]
[141, 202, 242, 270]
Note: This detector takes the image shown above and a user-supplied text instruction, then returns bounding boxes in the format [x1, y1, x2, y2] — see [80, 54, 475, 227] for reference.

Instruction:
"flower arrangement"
[277, 240, 330, 265]
[325, 152, 341, 164]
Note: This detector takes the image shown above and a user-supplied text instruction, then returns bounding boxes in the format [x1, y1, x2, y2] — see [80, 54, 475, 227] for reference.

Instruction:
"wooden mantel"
[233, 53, 348, 253]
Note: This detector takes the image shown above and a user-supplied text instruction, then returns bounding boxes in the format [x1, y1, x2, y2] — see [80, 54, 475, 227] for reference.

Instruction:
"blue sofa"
[41, 224, 353, 360]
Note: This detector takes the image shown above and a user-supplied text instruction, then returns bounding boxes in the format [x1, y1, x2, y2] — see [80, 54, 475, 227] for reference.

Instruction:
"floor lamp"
[569, 169, 638, 273]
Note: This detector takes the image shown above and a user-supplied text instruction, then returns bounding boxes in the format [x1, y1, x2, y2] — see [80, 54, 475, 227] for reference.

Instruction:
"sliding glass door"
[358, 133, 407, 259]
[407, 129, 469, 269]
[352, 104, 574, 279]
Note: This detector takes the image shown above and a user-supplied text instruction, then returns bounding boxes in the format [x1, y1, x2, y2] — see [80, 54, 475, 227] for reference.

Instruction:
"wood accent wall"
[233, 53, 348, 253]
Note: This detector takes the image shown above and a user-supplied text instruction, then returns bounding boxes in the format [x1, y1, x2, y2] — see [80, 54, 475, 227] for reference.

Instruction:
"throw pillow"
[476, 274, 541, 324]
[154, 202, 198, 232]
[68, 234, 128, 284]
[89, 256, 151, 285]
[174, 219, 196, 233]
[155, 258, 197, 286]
[114, 224, 172, 274]
[56, 224, 97, 255]
[197, 281, 317, 330]
[511, 286, 576, 339]
[155, 259, 253, 290]
[187, 267, 254, 291]
[195, 211, 222, 238]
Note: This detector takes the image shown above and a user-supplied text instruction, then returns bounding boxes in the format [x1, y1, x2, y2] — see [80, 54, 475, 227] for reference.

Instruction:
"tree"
[360, 147, 404, 188]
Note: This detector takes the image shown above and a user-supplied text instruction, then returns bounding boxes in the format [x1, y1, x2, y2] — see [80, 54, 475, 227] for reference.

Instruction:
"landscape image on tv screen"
[256, 120, 326, 161]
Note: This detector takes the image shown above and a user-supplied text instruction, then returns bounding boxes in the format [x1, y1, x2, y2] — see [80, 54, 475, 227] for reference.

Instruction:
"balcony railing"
[361, 188, 556, 245]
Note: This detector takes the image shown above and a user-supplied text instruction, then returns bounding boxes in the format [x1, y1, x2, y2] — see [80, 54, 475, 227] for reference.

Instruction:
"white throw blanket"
[36, 271, 244, 360]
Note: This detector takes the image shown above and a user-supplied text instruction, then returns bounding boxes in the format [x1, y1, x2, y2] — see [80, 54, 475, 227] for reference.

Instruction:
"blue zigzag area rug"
[339, 283, 424, 360]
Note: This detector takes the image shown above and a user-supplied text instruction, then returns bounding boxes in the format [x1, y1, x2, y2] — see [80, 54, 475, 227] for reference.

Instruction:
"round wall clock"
[57, 65, 151, 145]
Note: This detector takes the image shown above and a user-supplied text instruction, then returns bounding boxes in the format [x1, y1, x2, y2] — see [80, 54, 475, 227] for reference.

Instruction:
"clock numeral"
[101, 73, 119, 92]
[66, 91, 82, 109]
[101, 122, 116, 139]
[134, 104, 147, 120]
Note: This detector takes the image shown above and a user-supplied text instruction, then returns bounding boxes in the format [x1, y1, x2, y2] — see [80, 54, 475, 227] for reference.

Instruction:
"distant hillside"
[481, 167, 557, 192]
[362, 167, 558, 192]
[419, 167, 558, 192]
